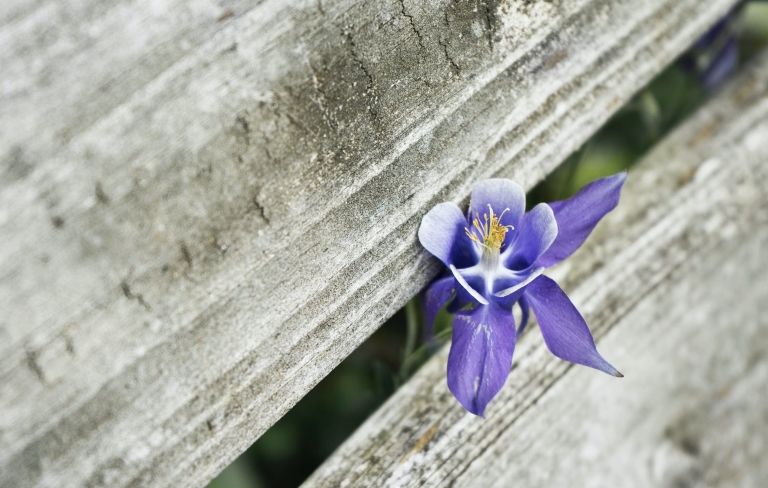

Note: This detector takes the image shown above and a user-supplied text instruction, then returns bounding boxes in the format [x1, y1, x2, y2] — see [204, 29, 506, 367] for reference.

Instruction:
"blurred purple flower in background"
[418, 174, 626, 417]
[680, 12, 740, 91]
[680, 1, 768, 91]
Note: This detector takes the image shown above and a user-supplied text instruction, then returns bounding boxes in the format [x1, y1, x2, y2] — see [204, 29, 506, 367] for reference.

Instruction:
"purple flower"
[679, 7, 741, 92]
[418, 173, 627, 416]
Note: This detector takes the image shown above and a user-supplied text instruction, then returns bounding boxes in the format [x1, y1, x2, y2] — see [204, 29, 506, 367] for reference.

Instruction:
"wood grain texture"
[0, 0, 739, 486]
[302, 49, 768, 488]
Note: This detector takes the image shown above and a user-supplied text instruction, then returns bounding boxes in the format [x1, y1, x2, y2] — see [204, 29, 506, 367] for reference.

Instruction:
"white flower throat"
[465, 205, 513, 275]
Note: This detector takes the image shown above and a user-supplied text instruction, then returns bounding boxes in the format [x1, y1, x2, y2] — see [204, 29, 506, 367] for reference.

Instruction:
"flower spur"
[418, 173, 626, 417]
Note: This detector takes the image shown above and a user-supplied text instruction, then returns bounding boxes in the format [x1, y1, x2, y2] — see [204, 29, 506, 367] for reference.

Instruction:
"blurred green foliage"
[209, 4, 768, 488]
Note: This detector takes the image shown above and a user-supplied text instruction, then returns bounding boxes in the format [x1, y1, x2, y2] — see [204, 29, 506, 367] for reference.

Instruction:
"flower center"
[465, 204, 514, 254]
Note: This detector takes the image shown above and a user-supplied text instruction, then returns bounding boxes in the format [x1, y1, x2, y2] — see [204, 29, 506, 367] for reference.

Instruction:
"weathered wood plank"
[0, 0, 739, 486]
[302, 48, 768, 488]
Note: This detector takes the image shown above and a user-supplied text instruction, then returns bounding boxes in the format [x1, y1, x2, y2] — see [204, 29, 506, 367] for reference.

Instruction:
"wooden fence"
[304, 47, 768, 488]
[2, 0, 764, 487]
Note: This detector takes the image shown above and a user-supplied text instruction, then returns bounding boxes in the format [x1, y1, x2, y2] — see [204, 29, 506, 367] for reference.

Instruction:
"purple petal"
[446, 271, 486, 312]
[701, 38, 738, 92]
[536, 172, 626, 268]
[449, 265, 488, 305]
[422, 276, 454, 337]
[446, 293, 472, 314]
[468, 179, 526, 232]
[447, 302, 517, 417]
[518, 295, 530, 335]
[525, 275, 621, 376]
[492, 267, 544, 311]
[694, 15, 729, 50]
[503, 203, 557, 270]
[418, 202, 478, 268]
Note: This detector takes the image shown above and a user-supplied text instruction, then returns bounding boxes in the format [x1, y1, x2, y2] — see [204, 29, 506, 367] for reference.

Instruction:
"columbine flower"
[418, 173, 626, 416]
[679, 6, 742, 92]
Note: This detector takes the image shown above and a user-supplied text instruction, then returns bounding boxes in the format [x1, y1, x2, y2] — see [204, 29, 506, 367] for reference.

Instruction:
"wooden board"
[0, 0, 740, 486]
[303, 47, 768, 488]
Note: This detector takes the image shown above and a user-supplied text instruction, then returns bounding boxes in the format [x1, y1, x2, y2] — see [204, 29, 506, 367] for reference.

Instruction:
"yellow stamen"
[465, 205, 514, 252]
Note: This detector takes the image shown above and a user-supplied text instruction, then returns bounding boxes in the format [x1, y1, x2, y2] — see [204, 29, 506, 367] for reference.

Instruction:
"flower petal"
[494, 267, 545, 298]
[489, 266, 542, 311]
[446, 293, 472, 314]
[536, 172, 626, 268]
[503, 203, 557, 270]
[447, 302, 517, 417]
[701, 37, 738, 92]
[518, 295, 530, 335]
[450, 265, 488, 305]
[418, 202, 477, 268]
[694, 15, 729, 49]
[468, 179, 526, 232]
[525, 275, 621, 376]
[422, 275, 454, 337]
